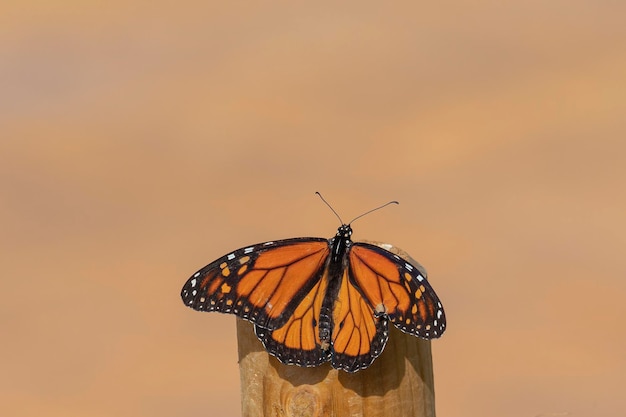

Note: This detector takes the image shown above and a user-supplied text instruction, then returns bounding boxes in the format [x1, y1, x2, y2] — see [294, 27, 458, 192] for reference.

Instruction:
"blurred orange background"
[2, 2, 625, 416]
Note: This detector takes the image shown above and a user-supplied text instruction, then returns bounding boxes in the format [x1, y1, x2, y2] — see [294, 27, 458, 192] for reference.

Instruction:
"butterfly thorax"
[331, 224, 353, 262]
[318, 224, 354, 351]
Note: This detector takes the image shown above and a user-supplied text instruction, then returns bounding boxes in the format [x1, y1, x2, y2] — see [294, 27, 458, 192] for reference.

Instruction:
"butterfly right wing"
[329, 267, 390, 372]
[349, 242, 446, 339]
[181, 238, 330, 330]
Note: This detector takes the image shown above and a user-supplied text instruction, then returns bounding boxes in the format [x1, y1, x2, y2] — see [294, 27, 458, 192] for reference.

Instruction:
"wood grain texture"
[237, 243, 437, 417]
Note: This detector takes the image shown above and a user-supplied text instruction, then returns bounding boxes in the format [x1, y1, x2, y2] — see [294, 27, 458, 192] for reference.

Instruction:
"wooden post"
[236, 244, 437, 417]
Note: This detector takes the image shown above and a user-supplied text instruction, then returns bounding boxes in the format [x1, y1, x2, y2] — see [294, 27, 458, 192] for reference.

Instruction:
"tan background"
[2, 2, 625, 416]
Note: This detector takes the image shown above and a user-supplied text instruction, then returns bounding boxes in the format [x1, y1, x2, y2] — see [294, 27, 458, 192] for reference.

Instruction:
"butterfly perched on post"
[181, 193, 446, 372]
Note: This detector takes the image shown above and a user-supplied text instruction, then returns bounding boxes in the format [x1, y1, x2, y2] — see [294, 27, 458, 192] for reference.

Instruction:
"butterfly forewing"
[349, 243, 446, 339]
[181, 238, 329, 330]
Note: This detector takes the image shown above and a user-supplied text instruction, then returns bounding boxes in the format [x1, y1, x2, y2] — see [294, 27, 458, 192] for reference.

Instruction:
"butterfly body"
[181, 224, 446, 372]
[317, 224, 353, 351]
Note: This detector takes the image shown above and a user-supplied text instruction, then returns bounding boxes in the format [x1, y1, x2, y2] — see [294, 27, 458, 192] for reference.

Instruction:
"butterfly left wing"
[181, 238, 330, 330]
[254, 273, 331, 367]
[348, 242, 446, 339]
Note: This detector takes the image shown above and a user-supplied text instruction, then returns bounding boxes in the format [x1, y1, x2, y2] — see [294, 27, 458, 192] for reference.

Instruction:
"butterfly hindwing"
[330, 268, 389, 372]
[254, 274, 331, 367]
[348, 243, 446, 339]
[181, 238, 330, 330]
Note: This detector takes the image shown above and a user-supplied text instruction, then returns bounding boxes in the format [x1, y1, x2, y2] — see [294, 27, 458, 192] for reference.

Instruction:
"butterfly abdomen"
[318, 265, 343, 350]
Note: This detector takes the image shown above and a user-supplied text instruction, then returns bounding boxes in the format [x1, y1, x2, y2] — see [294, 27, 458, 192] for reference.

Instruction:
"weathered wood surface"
[236, 244, 437, 417]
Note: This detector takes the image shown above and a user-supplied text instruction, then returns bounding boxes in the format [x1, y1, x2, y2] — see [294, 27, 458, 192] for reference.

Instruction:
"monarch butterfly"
[181, 194, 446, 372]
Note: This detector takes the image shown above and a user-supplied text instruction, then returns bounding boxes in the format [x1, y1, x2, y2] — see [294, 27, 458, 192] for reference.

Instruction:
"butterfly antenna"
[348, 200, 399, 225]
[315, 192, 344, 224]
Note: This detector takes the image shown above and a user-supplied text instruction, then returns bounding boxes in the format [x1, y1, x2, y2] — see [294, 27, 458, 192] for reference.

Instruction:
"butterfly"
[181, 196, 446, 372]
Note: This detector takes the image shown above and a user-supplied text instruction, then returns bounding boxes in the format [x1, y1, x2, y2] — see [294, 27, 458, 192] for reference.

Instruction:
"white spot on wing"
[244, 246, 254, 254]
[263, 241, 274, 246]
[416, 274, 424, 282]
[227, 253, 235, 260]
[193, 272, 200, 278]
[405, 263, 413, 271]
[190, 278, 197, 287]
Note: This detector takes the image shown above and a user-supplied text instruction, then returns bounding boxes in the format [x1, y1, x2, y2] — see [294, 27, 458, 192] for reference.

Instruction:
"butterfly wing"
[254, 274, 331, 367]
[181, 238, 330, 330]
[330, 267, 389, 372]
[348, 242, 446, 339]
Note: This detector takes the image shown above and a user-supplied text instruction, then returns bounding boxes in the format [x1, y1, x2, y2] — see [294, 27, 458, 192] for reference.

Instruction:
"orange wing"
[254, 274, 331, 367]
[181, 238, 329, 330]
[348, 243, 446, 339]
[330, 268, 389, 372]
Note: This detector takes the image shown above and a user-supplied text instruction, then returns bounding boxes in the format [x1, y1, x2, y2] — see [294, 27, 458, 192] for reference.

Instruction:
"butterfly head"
[337, 224, 353, 239]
